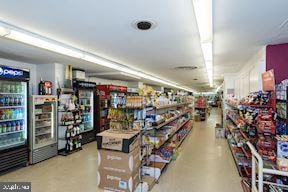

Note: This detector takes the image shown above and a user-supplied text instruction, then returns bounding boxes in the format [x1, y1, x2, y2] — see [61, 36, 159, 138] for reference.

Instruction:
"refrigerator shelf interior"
[0, 118, 24, 123]
[0, 92, 24, 95]
[35, 131, 52, 136]
[35, 118, 51, 122]
[0, 130, 24, 136]
[0, 106, 25, 109]
[0, 140, 25, 150]
[35, 112, 52, 115]
[35, 124, 51, 129]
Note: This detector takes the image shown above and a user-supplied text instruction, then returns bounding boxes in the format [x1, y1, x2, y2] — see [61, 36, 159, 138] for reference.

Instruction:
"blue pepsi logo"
[0, 67, 23, 76]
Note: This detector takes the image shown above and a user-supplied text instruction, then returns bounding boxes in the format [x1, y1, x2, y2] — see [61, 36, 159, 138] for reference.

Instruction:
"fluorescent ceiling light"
[193, 0, 214, 87]
[8, 30, 84, 59]
[0, 26, 10, 36]
[0, 22, 194, 92]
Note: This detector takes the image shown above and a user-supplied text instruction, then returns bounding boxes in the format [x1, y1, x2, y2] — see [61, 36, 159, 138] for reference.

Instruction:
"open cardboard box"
[96, 130, 140, 153]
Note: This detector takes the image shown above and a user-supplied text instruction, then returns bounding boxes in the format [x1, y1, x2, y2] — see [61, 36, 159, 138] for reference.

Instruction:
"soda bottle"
[14, 96, 19, 106]
[11, 121, 16, 132]
[10, 83, 15, 93]
[9, 95, 13, 106]
[2, 123, 7, 133]
[16, 121, 20, 131]
[0, 95, 4, 106]
[20, 120, 24, 130]
[19, 95, 24, 106]
[7, 122, 11, 132]
[4, 96, 9, 106]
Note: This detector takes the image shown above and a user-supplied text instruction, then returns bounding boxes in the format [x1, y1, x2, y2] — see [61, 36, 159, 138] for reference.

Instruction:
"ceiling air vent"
[174, 66, 198, 70]
[133, 20, 156, 31]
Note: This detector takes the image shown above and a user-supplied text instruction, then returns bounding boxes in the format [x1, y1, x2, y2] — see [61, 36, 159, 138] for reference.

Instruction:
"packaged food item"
[277, 158, 288, 172]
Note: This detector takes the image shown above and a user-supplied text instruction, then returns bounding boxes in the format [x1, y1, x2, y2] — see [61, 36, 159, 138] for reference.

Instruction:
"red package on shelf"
[257, 137, 276, 150]
[257, 148, 277, 162]
[257, 121, 276, 135]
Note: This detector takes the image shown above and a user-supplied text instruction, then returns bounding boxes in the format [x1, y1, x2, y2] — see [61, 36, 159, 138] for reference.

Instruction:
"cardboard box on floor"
[96, 130, 140, 153]
[98, 147, 141, 173]
[194, 114, 201, 122]
[215, 123, 225, 138]
[97, 167, 140, 192]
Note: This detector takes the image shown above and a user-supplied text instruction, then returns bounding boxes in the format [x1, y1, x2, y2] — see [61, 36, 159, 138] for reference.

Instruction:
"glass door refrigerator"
[73, 80, 96, 145]
[96, 85, 127, 133]
[29, 95, 57, 164]
[0, 65, 29, 173]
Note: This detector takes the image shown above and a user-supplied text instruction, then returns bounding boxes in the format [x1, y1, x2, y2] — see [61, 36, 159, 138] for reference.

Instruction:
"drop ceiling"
[0, 0, 288, 91]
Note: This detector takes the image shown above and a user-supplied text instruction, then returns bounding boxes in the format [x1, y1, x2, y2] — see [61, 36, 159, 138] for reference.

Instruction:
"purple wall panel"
[266, 43, 288, 84]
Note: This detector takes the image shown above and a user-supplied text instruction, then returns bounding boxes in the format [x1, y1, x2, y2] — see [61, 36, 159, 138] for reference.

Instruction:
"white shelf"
[35, 131, 52, 136]
[35, 124, 51, 129]
[0, 118, 24, 123]
[35, 112, 52, 115]
[0, 92, 24, 95]
[0, 130, 24, 136]
[35, 118, 51, 122]
[0, 105, 25, 109]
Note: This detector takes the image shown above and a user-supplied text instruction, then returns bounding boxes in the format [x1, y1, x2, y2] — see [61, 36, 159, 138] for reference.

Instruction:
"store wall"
[86, 77, 128, 87]
[266, 43, 288, 84]
[234, 47, 266, 98]
[36, 63, 66, 94]
[0, 58, 37, 94]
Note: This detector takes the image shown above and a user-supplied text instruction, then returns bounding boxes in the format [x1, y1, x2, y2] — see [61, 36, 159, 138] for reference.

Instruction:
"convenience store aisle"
[152, 108, 242, 192]
[0, 109, 242, 192]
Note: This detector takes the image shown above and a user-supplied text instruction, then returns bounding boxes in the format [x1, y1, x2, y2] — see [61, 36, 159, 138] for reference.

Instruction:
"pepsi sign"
[0, 65, 29, 80]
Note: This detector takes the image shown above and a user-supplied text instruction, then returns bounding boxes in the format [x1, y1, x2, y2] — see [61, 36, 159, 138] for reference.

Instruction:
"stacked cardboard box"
[96, 130, 141, 192]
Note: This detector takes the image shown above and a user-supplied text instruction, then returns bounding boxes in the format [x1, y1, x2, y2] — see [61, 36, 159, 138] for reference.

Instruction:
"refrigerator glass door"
[79, 90, 93, 132]
[33, 98, 57, 149]
[0, 80, 27, 150]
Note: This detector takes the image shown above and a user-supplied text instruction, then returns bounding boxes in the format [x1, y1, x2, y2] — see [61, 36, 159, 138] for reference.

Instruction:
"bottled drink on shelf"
[7, 122, 11, 132]
[2, 123, 7, 133]
[0, 95, 4, 106]
[11, 121, 16, 132]
[20, 120, 24, 130]
[16, 121, 20, 131]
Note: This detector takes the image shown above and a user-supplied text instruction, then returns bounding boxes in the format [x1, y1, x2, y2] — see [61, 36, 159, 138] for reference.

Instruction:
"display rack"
[142, 99, 194, 184]
[226, 91, 278, 192]
[247, 142, 288, 192]
[57, 88, 82, 156]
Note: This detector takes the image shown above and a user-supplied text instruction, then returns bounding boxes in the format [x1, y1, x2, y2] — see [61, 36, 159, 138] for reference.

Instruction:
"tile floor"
[0, 109, 242, 192]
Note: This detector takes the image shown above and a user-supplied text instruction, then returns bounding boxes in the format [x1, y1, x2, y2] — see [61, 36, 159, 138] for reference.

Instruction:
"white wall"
[234, 47, 266, 98]
[86, 77, 128, 86]
[0, 58, 37, 94]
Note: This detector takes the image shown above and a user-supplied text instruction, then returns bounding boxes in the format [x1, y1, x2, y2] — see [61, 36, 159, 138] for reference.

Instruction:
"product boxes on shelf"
[97, 166, 140, 192]
[98, 147, 141, 173]
[96, 130, 140, 153]
[276, 135, 288, 158]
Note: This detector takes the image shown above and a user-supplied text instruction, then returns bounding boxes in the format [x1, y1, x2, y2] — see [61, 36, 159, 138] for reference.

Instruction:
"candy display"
[240, 91, 272, 106]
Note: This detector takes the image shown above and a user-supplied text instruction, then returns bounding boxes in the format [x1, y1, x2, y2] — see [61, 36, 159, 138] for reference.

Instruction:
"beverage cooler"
[0, 65, 29, 173]
[96, 85, 127, 133]
[29, 95, 57, 164]
[73, 80, 96, 145]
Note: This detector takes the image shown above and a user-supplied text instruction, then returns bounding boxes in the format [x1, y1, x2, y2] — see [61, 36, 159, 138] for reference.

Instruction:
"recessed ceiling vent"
[133, 20, 156, 31]
[174, 66, 198, 70]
